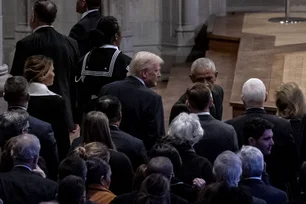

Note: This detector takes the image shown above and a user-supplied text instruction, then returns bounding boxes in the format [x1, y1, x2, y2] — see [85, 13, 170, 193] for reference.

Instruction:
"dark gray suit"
[194, 114, 239, 164]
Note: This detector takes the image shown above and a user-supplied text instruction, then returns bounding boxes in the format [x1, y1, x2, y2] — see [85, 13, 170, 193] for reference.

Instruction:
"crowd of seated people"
[1, 0, 306, 204]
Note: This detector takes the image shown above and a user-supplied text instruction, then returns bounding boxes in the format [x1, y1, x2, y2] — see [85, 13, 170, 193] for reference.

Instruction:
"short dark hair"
[86, 0, 101, 10]
[86, 158, 111, 185]
[4, 76, 29, 103]
[58, 156, 87, 181]
[90, 16, 120, 46]
[149, 143, 182, 173]
[186, 83, 211, 111]
[96, 95, 121, 123]
[146, 157, 173, 179]
[33, 0, 57, 24]
[58, 175, 86, 204]
[243, 117, 274, 144]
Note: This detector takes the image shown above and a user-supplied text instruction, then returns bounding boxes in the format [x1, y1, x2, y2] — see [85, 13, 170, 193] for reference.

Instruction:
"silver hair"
[127, 51, 164, 77]
[0, 109, 29, 134]
[190, 58, 217, 74]
[213, 150, 242, 187]
[11, 134, 40, 162]
[237, 146, 264, 178]
[167, 112, 204, 147]
[242, 78, 266, 106]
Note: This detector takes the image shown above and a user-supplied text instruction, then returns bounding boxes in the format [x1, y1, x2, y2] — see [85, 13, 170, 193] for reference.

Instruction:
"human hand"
[193, 178, 206, 190]
[33, 165, 46, 178]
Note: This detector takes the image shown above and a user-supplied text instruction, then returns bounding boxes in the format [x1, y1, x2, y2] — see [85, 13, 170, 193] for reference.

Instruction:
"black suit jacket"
[194, 114, 239, 164]
[169, 84, 224, 123]
[11, 27, 79, 130]
[6, 107, 59, 181]
[225, 108, 298, 192]
[0, 166, 58, 204]
[69, 11, 102, 57]
[99, 76, 165, 150]
[110, 125, 148, 170]
[239, 179, 288, 204]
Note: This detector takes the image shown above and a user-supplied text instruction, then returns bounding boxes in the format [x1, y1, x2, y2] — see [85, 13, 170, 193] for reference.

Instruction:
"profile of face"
[76, 0, 86, 14]
[41, 64, 55, 86]
[142, 63, 161, 88]
[190, 68, 218, 88]
[248, 129, 274, 155]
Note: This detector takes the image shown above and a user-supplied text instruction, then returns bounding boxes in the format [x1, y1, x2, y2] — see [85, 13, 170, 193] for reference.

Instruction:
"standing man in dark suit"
[3, 76, 59, 181]
[238, 146, 288, 204]
[99, 51, 165, 150]
[10, 0, 79, 132]
[0, 134, 58, 204]
[225, 78, 298, 194]
[169, 58, 224, 123]
[186, 83, 238, 164]
[69, 0, 102, 57]
[96, 95, 148, 170]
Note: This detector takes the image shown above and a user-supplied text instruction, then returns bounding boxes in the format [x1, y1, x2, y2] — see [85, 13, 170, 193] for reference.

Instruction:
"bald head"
[146, 156, 173, 179]
[32, 0, 57, 26]
[242, 78, 267, 108]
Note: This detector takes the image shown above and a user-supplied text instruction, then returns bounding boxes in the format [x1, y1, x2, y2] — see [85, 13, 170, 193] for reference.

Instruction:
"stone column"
[119, 0, 133, 57]
[175, 0, 199, 62]
[210, 0, 227, 16]
[15, 0, 32, 41]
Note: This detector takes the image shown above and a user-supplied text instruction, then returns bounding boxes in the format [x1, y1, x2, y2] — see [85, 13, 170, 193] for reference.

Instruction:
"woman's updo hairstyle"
[24, 55, 53, 83]
[90, 16, 121, 47]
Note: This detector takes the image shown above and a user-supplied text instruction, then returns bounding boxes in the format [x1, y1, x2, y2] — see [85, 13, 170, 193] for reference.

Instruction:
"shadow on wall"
[186, 24, 209, 63]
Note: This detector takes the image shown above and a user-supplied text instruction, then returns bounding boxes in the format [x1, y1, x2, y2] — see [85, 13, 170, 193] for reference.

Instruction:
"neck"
[32, 22, 50, 31]
[8, 102, 27, 109]
[110, 121, 120, 127]
[245, 103, 264, 109]
[190, 107, 210, 114]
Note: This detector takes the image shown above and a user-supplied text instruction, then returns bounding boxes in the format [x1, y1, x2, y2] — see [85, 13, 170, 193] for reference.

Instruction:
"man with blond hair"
[225, 78, 297, 195]
[169, 57, 224, 123]
[99, 51, 165, 150]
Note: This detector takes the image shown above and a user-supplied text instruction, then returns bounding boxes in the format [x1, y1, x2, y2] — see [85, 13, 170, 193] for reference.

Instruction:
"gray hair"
[11, 134, 40, 162]
[127, 51, 164, 77]
[191, 58, 217, 74]
[167, 112, 204, 147]
[242, 78, 266, 106]
[213, 151, 242, 187]
[237, 146, 264, 178]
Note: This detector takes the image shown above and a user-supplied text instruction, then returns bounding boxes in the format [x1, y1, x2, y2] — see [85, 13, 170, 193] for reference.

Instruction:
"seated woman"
[76, 16, 131, 115]
[70, 112, 134, 195]
[162, 113, 215, 188]
[24, 55, 70, 161]
[275, 82, 306, 162]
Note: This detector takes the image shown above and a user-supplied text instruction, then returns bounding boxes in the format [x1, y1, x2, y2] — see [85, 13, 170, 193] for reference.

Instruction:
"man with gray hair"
[169, 57, 224, 123]
[99, 51, 165, 150]
[226, 78, 298, 195]
[238, 146, 288, 204]
[0, 134, 58, 204]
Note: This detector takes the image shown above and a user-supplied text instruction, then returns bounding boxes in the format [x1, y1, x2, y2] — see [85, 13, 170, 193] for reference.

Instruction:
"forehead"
[192, 67, 214, 76]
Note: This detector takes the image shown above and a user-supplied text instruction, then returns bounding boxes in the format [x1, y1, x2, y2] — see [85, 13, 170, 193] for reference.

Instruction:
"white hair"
[167, 112, 204, 147]
[242, 78, 266, 106]
[237, 146, 264, 178]
[127, 51, 164, 77]
[11, 134, 40, 162]
[213, 151, 242, 187]
[190, 58, 217, 74]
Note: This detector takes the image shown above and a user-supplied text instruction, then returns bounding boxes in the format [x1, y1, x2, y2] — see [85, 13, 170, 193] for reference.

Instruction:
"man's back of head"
[241, 78, 266, 108]
[4, 76, 29, 106]
[58, 175, 86, 204]
[96, 95, 121, 124]
[86, 0, 101, 10]
[146, 156, 173, 179]
[32, 0, 57, 25]
[58, 156, 87, 181]
[186, 83, 212, 113]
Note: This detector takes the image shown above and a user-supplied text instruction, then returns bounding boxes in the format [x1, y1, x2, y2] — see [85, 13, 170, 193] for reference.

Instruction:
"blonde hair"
[275, 82, 306, 119]
[24, 55, 53, 83]
[127, 51, 164, 77]
[70, 142, 110, 162]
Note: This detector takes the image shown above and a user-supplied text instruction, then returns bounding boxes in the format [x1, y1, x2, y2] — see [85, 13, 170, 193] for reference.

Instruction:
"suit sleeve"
[215, 87, 224, 120]
[69, 24, 86, 57]
[11, 41, 27, 76]
[231, 127, 239, 152]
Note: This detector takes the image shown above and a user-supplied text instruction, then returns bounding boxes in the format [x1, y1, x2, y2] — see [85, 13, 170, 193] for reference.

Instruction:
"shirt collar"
[33, 25, 53, 33]
[8, 106, 27, 111]
[243, 177, 262, 181]
[14, 165, 32, 171]
[246, 107, 264, 110]
[28, 82, 58, 97]
[100, 44, 119, 50]
[131, 76, 145, 86]
[197, 112, 210, 116]
[81, 9, 99, 19]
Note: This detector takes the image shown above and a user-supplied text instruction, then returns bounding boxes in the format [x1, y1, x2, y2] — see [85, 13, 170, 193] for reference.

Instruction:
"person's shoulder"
[213, 84, 224, 93]
[225, 115, 246, 125]
[118, 52, 132, 63]
[29, 115, 52, 130]
[114, 129, 143, 146]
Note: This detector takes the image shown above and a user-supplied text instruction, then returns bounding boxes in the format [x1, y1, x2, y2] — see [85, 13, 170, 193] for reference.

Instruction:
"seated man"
[0, 134, 58, 204]
[238, 146, 288, 204]
[186, 83, 238, 163]
[225, 78, 298, 192]
[169, 57, 224, 123]
[96, 95, 148, 170]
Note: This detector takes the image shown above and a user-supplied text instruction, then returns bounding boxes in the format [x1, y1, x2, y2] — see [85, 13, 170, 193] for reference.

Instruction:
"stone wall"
[228, 0, 306, 11]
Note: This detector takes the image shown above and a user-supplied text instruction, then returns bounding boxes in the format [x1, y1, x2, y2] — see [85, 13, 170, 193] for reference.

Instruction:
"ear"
[264, 92, 268, 102]
[119, 111, 122, 121]
[209, 96, 214, 107]
[189, 74, 195, 83]
[100, 175, 105, 185]
[214, 71, 218, 79]
[241, 94, 244, 103]
[26, 93, 30, 102]
[3, 92, 7, 101]
[81, 0, 86, 7]
[248, 137, 256, 146]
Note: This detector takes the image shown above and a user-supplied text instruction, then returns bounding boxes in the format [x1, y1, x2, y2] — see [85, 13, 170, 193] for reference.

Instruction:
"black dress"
[27, 83, 70, 161]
